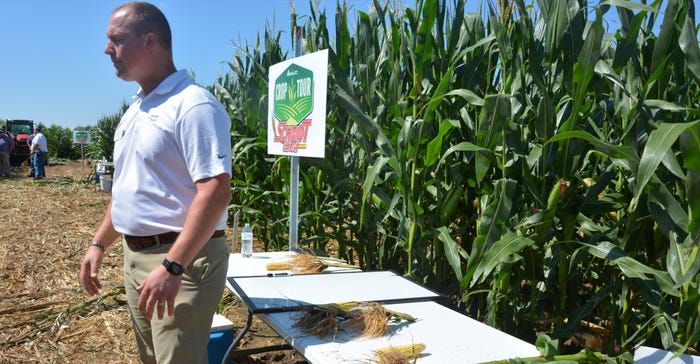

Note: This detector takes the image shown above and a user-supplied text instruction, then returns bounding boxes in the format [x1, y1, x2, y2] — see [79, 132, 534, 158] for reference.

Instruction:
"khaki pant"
[124, 236, 229, 364]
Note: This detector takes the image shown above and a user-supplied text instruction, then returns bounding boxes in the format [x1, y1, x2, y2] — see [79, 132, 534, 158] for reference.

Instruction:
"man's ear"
[145, 33, 156, 49]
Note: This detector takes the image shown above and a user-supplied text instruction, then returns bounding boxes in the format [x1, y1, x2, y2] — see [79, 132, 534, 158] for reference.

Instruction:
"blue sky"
[0, 0, 375, 129]
[0, 1, 669, 130]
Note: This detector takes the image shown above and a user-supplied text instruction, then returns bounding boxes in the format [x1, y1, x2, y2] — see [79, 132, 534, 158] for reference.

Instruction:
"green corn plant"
[212, 0, 700, 357]
[213, 23, 290, 250]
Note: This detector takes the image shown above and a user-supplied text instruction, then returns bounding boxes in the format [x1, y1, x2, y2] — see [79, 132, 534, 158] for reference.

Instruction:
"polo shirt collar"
[136, 69, 188, 99]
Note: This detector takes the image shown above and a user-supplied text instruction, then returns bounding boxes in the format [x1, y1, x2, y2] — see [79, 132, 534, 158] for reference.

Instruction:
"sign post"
[73, 130, 91, 168]
[267, 30, 328, 251]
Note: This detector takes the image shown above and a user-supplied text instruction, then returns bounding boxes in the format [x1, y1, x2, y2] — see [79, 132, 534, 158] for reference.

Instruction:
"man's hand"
[79, 247, 104, 295]
[136, 265, 182, 320]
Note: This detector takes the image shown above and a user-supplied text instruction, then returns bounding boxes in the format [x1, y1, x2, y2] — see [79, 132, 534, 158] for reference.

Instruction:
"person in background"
[29, 126, 48, 179]
[78, 2, 232, 364]
[26, 130, 35, 177]
[0, 126, 15, 178]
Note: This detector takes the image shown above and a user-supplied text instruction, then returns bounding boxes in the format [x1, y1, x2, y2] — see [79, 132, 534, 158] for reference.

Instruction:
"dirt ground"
[0, 160, 307, 363]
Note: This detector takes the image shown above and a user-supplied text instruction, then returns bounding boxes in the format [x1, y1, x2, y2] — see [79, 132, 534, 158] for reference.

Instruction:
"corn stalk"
[214, 0, 700, 356]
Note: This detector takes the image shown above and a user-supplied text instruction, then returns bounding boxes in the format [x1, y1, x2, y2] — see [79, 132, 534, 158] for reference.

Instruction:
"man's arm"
[164, 173, 232, 266]
[79, 200, 122, 295]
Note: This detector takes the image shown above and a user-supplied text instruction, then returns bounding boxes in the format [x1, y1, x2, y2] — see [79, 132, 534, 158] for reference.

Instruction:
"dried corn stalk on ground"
[0, 161, 308, 364]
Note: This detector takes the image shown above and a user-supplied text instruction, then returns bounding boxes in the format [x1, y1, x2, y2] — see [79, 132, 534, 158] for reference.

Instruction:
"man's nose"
[104, 41, 114, 55]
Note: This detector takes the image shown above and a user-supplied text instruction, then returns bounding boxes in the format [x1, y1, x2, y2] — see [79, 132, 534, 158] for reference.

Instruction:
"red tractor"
[6, 119, 34, 166]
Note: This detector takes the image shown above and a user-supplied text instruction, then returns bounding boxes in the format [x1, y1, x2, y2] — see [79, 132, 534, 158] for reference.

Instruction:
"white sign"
[267, 49, 328, 158]
[73, 130, 91, 144]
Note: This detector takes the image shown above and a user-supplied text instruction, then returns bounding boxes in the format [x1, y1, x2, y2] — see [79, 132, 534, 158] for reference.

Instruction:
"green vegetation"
[36, 102, 125, 163]
[214, 0, 700, 360]
[10, 0, 695, 360]
[44, 124, 82, 160]
[93, 102, 128, 161]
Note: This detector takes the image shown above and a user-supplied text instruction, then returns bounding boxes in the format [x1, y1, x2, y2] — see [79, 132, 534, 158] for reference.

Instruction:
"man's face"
[104, 9, 148, 82]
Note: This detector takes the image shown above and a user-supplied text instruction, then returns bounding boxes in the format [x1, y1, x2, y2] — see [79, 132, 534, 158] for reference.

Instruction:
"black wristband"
[89, 241, 106, 252]
[162, 258, 185, 276]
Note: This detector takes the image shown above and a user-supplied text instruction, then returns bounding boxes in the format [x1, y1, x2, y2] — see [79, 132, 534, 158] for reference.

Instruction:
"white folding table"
[265, 300, 541, 363]
[223, 252, 364, 362]
[226, 251, 297, 279]
[223, 252, 540, 363]
[229, 270, 441, 314]
[226, 251, 359, 280]
[633, 345, 700, 363]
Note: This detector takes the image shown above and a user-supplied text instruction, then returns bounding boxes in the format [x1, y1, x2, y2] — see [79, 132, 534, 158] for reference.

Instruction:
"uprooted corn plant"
[292, 301, 416, 339]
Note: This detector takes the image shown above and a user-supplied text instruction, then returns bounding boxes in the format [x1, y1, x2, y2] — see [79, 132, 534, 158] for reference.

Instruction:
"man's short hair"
[114, 2, 172, 51]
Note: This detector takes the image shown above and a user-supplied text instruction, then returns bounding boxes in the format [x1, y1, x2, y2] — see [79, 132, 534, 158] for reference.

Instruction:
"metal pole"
[289, 26, 303, 252]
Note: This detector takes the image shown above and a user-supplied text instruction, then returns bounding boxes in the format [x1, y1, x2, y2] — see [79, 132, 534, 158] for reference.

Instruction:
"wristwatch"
[162, 258, 185, 276]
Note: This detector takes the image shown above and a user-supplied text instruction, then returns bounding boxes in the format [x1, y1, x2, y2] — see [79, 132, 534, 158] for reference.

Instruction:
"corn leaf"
[679, 14, 700, 83]
[585, 241, 679, 297]
[547, 130, 638, 162]
[425, 119, 455, 168]
[666, 234, 700, 288]
[600, 0, 657, 12]
[633, 121, 699, 209]
[476, 94, 511, 183]
[360, 156, 391, 230]
[445, 89, 484, 106]
[470, 231, 535, 287]
[436, 226, 465, 282]
[540, 0, 578, 58]
[681, 123, 700, 234]
[464, 179, 517, 287]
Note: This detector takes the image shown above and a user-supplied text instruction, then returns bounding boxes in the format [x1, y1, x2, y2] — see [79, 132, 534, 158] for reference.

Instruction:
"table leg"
[220, 309, 295, 363]
[220, 309, 253, 364]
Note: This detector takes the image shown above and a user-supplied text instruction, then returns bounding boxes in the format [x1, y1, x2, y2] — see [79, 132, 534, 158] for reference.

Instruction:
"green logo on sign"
[273, 63, 314, 125]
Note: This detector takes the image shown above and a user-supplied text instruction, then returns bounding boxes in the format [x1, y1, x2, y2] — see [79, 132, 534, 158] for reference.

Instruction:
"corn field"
[213, 0, 700, 359]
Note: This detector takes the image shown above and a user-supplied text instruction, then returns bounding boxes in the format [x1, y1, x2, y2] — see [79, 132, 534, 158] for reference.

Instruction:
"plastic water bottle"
[240, 223, 253, 258]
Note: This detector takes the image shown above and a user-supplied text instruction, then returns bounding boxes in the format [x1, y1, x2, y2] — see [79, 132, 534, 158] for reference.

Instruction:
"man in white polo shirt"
[29, 126, 48, 179]
[78, 2, 232, 363]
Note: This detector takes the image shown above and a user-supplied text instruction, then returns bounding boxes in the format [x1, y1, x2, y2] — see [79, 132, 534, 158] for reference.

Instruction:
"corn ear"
[266, 252, 358, 273]
[383, 307, 416, 322]
[326, 301, 360, 312]
[374, 343, 426, 363]
[265, 261, 293, 270]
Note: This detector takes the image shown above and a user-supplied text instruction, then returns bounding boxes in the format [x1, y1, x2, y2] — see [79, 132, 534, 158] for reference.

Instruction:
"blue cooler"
[208, 314, 235, 364]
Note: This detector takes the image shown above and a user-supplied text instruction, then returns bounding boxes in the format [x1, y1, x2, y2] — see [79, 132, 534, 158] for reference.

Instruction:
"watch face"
[163, 259, 184, 275]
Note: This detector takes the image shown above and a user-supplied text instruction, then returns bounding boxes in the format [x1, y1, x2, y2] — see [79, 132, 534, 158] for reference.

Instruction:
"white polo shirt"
[31, 132, 49, 152]
[110, 70, 232, 236]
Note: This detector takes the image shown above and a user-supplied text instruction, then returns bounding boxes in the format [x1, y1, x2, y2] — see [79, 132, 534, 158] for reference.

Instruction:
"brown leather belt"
[125, 230, 225, 250]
